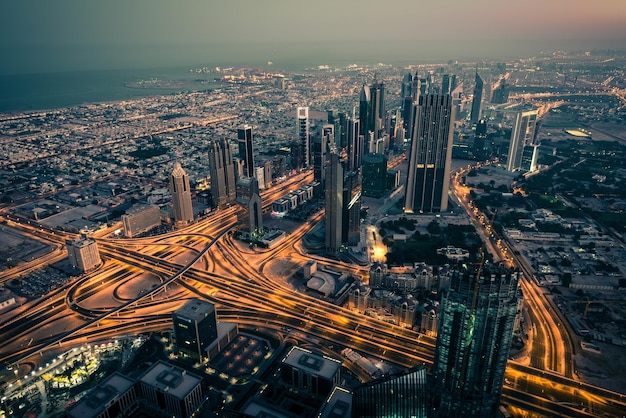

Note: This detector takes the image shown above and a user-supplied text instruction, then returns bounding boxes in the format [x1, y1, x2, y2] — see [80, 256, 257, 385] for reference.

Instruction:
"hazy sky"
[1, 0, 625, 73]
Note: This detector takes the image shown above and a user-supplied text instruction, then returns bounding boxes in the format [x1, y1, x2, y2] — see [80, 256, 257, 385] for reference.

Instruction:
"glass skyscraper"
[430, 264, 521, 417]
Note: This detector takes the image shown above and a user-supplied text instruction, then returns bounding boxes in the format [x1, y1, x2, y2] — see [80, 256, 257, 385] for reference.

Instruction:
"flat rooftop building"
[68, 372, 137, 418]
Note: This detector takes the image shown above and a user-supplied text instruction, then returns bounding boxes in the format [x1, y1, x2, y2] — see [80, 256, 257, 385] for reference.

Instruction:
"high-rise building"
[431, 264, 521, 417]
[352, 365, 428, 417]
[297, 107, 310, 168]
[325, 152, 343, 253]
[361, 153, 388, 198]
[473, 119, 488, 161]
[359, 78, 386, 141]
[238, 125, 255, 178]
[170, 162, 194, 225]
[208, 138, 237, 208]
[279, 346, 342, 401]
[506, 109, 538, 172]
[347, 115, 363, 172]
[312, 130, 329, 184]
[404, 94, 455, 213]
[66, 236, 101, 272]
[172, 298, 218, 360]
[342, 171, 361, 247]
[470, 71, 484, 125]
[236, 176, 263, 234]
[491, 78, 510, 104]
[441, 73, 452, 95]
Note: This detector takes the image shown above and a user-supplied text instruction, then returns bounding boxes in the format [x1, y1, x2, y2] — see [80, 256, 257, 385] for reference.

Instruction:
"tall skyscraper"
[238, 125, 255, 178]
[441, 74, 451, 95]
[506, 109, 538, 172]
[470, 71, 484, 125]
[208, 138, 237, 208]
[297, 107, 310, 168]
[359, 78, 386, 141]
[325, 152, 343, 253]
[473, 119, 488, 161]
[347, 115, 363, 172]
[431, 264, 521, 417]
[342, 170, 361, 246]
[361, 153, 388, 198]
[236, 176, 263, 234]
[404, 94, 455, 213]
[173, 298, 218, 361]
[170, 162, 194, 225]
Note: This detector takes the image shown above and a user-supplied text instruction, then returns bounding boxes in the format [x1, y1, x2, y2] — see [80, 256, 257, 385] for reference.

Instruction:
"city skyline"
[1, 1, 625, 75]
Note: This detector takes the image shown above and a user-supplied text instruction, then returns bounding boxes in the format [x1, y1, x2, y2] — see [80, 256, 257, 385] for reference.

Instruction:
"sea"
[0, 66, 224, 114]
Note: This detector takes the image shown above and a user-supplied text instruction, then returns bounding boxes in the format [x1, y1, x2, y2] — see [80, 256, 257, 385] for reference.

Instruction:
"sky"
[1, 0, 625, 74]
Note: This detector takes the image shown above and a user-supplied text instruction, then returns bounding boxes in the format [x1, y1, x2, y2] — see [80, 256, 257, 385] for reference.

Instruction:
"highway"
[1, 172, 626, 417]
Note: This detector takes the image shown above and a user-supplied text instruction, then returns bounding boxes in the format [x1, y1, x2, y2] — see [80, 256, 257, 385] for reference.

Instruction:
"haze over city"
[1, 0, 626, 74]
[1, 1, 626, 418]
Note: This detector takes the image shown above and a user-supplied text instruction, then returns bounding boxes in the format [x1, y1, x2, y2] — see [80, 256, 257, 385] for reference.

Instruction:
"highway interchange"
[1, 168, 626, 417]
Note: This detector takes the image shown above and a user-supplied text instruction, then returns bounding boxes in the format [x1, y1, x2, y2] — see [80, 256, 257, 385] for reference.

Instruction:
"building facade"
[122, 204, 161, 238]
[506, 109, 538, 172]
[431, 264, 521, 417]
[66, 236, 101, 272]
[297, 107, 310, 168]
[172, 298, 218, 360]
[238, 125, 255, 178]
[470, 71, 484, 125]
[404, 94, 455, 213]
[325, 153, 343, 253]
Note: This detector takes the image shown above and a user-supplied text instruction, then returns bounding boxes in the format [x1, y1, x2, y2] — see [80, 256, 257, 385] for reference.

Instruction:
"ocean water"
[0, 66, 218, 114]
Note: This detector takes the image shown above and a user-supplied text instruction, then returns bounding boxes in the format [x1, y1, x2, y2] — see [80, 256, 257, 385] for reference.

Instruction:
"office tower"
[506, 109, 538, 172]
[238, 125, 255, 178]
[352, 365, 428, 418]
[208, 137, 237, 208]
[66, 236, 101, 272]
[312, 129, 329, 184]
[262, 159, 273, 188]
[401, 72, 413, 99]
[138, 361, 204, 418]
[470, 71, 484, 125]
[521, 143, 539, 172]
[431, 264, 520, 417]
[236, 176, 263, 234]
[297, 107, 310, 168]
[359, 78, 386, 141]
[170, 162, 194, 225]
[404, 94, 455, 214]
[172, 298, 218, 360]
[411, 70, 420, 100]
[441, 74, 451, 95]
[122, 204, 161, 237]
[342, 171, 361, 246]
[361, 153, 388, 197]
[325, 152, 343, 253]
[280, 346, 342, 401]
[491, 78, 510, 104]
[419, 77, 429, 95]
[473, 119, 488, 161]
[347, 115, 363, 172]
[68, 372, 137, 418]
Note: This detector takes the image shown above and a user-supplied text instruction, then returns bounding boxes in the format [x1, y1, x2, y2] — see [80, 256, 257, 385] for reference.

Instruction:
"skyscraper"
[506, 109, 538, 172]
[238, 125, 255, 178]
[325, 152, 343, 253]
[431, 264, 520, 417]
[359, 78, 386, 141]
[353, 365, 428, 417]
[236, 176, 263, 234]
[404, 94, 455, 213]
[297, 107, 310, 168]
[342, 170, 361, 247]
[473, 119, 488, 161]
[208, 138, 237, 208]
[470, 71, 484, 125]
[347, 115, 363, 172]
[170, 162, 194, 225]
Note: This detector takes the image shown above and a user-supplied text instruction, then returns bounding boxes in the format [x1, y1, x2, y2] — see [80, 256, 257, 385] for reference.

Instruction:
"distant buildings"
[66, 236, 101, 272]
[122, 204, 161, 238]
[506, 109, 538, 172]
[208, 137, 237, 208]
[431, 264, 521, 417]
[404, 94, 455, 213]
[169, 162, 194, 225]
